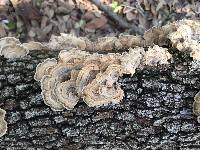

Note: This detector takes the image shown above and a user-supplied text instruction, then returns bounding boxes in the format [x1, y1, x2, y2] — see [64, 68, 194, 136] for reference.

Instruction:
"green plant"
[111, 1, 123, 13]
[6, 20, 16, 30]
[75, 19, 86, 29]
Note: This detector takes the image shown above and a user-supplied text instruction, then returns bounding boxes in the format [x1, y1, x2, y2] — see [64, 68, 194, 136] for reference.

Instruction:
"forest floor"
[0, 0, 199, 42]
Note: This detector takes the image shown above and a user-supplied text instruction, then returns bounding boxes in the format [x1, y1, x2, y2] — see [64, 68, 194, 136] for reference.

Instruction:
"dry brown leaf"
[84, 15, 107, 30]
[10, 0, 41, 21]
[123, 6, 135, 14]
[156, 0, 166, 11]
[138, 14, 147, 29]
[144, 0, 150, 10]
[150, 4, 157, 16]
[126, 12, 136, 21]
[82, 11, 95, 21]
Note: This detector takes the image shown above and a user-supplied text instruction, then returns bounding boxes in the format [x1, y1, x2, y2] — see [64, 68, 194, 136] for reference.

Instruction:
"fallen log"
[0, 49, 199, 149]
[1, 19, 200, 149]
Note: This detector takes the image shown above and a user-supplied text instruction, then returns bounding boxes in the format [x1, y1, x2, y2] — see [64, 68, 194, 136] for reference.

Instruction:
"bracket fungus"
[47, 33, 87, 50]
[0, 108, 7, 137]
[0, 37, 29, 59]
[35, 46, 158, 110]
[34, 58, 57, 81]
[1, 19, 200, 122]
[83, 64, 124, 107]
[143, 45, 172, 66]
[143, 19, 200, 61]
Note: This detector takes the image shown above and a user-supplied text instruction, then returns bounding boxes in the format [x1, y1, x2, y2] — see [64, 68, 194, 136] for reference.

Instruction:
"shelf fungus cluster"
[143, 19, 200, 61]
[46, 33, 145, 52]
[1, 19, 200, 122]
[0, 108, 7, 137]
[34, 45, 172, 111]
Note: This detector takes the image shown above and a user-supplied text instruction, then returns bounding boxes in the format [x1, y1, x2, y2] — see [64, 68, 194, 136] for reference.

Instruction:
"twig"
[90, 0, 143, 35]
[135, 0, 145, 17]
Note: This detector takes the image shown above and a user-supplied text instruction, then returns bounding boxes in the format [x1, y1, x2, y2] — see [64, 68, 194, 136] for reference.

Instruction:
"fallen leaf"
[42, 23, 53, 35]
[151, 4, 157, 16]
[144, 0, 150, 10]
[126, 12, 136, 21]
[82, 11, 95, 21]
[84, 15, 107, 30]
[10, 0, 41, 21]
[156, 0, 166, 11]
[123, 6, 135, 14]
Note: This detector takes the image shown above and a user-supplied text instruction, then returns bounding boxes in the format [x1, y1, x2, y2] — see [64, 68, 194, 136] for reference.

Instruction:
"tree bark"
[0, 50, 200, 150]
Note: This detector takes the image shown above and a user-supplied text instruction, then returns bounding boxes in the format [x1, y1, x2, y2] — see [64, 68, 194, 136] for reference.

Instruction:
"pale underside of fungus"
[1, 19, 200, 122]
[0, 108, 7, 137]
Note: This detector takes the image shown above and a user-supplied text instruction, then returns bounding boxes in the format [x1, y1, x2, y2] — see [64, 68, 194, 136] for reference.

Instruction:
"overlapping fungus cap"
[36, 49, 90, 111]
[41, 75, 65, 111]
[54, 70, 79, 110]
[40, 65, 77, 111]
[22, 41, 45, 51]
[83, 64, 124, 107]
[76, 64, 100, 96]
[0, 37, 20, 51]
[0, 108, 7, 137]
[58, 49, 89, 64]
[34, 58, 57, 81]
[168, 20, 200, 60]
[47, 33, 87, 50]
[93, 37, 122, 52]
[75, 53, 123, 97]
[143, 45, 172, 66]
[0, 37, 29, 58]
[120, 47, 145, 75]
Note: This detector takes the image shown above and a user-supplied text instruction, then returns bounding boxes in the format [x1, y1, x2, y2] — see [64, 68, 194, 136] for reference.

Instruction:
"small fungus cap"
[121, 47, 145, 75]
[0, 37, 20, 53]
[22, 41, 45, 50]
[83, 64, 124, 107]
[41, 75, 65, 111]
[54, 70, 80, 110]
[0, 108, 7, 137]
[1, 44, 29, 59]
[144, 45, 172, 66]
[76, 64, 100, 95]
[58, 49, 89, 64]
[193, 91, 200, 116]
[48, 34, 87, 50]
[34, 58, 57, 81]
[55, 80, 79, 110]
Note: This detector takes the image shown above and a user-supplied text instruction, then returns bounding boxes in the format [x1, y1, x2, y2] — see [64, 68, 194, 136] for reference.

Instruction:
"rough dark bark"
[0, 50, 200, 150]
